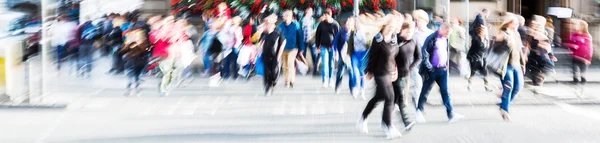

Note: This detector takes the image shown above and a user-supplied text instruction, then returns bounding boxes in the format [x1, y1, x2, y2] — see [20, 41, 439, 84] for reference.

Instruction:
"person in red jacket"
[564, 19, 593, 83]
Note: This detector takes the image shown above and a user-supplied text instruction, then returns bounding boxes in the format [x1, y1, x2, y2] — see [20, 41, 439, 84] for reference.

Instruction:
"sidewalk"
[19, 57, 600, 108]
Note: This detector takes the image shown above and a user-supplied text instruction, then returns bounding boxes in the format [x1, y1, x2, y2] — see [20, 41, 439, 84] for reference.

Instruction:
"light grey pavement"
[1, 57, 600, 142]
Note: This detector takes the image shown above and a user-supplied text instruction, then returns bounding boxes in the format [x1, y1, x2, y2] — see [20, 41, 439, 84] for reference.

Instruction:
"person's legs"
[159, 58, 175, 95]
[500, 66, 516, 112]
[203, 52, 213, 74]
[310, 45, 320, 76]
[435, 69, 454, 119]
[374, 76, 395, 127]
[510, 66, 524, 102]
[281, 50, 290, 84]
[416, 72, 436, 112]
[230, 52, 240, 79]
[394, 77, 413, 126]
[335, 59, 346, 91]
[320, 46, 330, 85]
[285, 49, 298, 85]
[410, 69, 422, 106]
[326, 48, 335, 86]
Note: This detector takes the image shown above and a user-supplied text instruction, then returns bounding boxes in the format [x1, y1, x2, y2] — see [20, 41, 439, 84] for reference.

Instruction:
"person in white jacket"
[49, 16, 78, 73]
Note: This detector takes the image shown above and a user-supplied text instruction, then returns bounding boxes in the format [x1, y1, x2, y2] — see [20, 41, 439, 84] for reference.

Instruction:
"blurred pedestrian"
[564, 19, 593, 83]
[260, 14, 285, 96]
[277, 10, 303, 88]
[333, 16, 356, 95]
[315, 8, 340, 88]
[302, 7, 319, 76]
[449, 17, 468, 77]
[416, 23, 465, 124]
[493, 15, 526, 121]
[526, 15, 556, 88]
[410, 9, 431, 106]
[358, 15, 403, 139]
[49, 15, 78, 74]
[393, 21, 420, 132]
[120, 26, 150, 96]
[467, 25, 491, 91]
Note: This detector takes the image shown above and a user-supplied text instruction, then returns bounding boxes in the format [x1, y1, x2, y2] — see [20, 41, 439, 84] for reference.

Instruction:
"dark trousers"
[417, 68, 454, 119]
[56, 44, 67, 70]
[223, 51, 239, 79]
[78, 41, 95, 76]
[309, 45, 320, 75]
[361, 76, 394, 127]
[125, 56, 148, 88]
[572, 59, 588, 82]
[110, 44, 125, 74]
[263, 59, 279, 93]
[393, 76, 413, 126]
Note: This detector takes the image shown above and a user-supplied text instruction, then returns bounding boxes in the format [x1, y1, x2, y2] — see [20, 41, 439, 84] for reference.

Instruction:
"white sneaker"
[356, 118, 368, 134]
[415, 110, 426, 123]
[395, 105, 401, 112]
[384, 125, 403, 139]
[448, 113, 465, 124]
[322, 81, 329, 88]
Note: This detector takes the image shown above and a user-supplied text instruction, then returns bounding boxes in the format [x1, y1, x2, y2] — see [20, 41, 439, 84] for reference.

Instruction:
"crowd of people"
[48, 2, 594, 140]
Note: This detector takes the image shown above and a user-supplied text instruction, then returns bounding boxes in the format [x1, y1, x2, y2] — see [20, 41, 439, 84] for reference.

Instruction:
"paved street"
[1, 58, 600, 142]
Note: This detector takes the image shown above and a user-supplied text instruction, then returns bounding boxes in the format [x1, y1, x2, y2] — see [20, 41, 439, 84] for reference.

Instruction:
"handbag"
[485, 36, 512, 77]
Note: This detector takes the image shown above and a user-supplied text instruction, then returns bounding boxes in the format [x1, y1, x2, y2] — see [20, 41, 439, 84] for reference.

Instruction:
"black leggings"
[361, 76, 395, 127]
[263, 60, 279, 92]
[392, 77, 412, 126]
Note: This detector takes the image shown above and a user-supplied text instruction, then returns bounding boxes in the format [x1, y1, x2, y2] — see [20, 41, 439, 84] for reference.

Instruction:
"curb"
[0, 103, 68, 109]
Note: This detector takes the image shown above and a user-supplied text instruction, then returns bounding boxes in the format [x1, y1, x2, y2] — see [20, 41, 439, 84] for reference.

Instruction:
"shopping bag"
[237, 44, 255, 66]
[459, 54, 470, 78]
[256, 55, 264, 76]
[296, 59, 309, 75]
[485, 39, 511, 77]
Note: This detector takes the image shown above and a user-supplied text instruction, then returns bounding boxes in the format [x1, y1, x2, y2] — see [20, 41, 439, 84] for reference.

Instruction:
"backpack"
[81, 23, 101, 40]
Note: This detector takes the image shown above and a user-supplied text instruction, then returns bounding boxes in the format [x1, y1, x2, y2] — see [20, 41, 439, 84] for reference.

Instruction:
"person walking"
[416, 23, 465, 124]
[260, 14, 286, 96]
[492, 15, 526, 121]
[564, 19, 593, 83]
[467, 25, 492, 91]
[525, 15, 556, 88]
[350, 17, 369, 100]
[333, 17, 357, 95]
[393, 21, 420, 131]
[357, 16, 403, 139]
[49, 15, 78, 75]
[77, 20, 101, 78]
[410, 10, 433, 106]
[302, 7, 319, 77]
[222, 16, 244, 80]
[315, 9, 340, 88]
[120, 26, 150, 96]
[277, 10, 304, 88]
[449, 17, 468, 76]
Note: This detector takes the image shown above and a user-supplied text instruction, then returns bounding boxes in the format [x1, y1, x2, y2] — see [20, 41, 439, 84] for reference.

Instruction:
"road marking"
[556, 103, 600, 120]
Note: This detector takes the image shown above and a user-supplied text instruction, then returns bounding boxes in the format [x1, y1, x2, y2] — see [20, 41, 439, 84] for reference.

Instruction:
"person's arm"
[409, 41, 422, 70]
[315, 23, 322, 47]
[420, 36, 434, 72]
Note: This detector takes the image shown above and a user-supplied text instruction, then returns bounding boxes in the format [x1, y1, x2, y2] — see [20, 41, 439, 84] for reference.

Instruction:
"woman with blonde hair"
[490, 15, 526, 121]
[357, 15, 403, 139]
[564, 19, 593, 83]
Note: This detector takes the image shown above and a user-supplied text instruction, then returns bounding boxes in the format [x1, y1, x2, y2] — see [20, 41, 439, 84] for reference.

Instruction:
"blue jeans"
[320, 46, 335, 83]
[56, 44, 67, 70]
[222, 49, 239, 79]
[203, 52, 213, 73]
[351, 51, 367, 89]
[335, 57, 355, 92]
[417, 68, 454, 119]
[500, 65, 523, 112]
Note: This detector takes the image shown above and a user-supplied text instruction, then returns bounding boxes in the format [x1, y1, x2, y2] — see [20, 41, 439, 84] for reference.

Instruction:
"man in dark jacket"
[315, 8, 340, 88]
[416, 23, 464, 124]
[469, 9, 489, 37]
